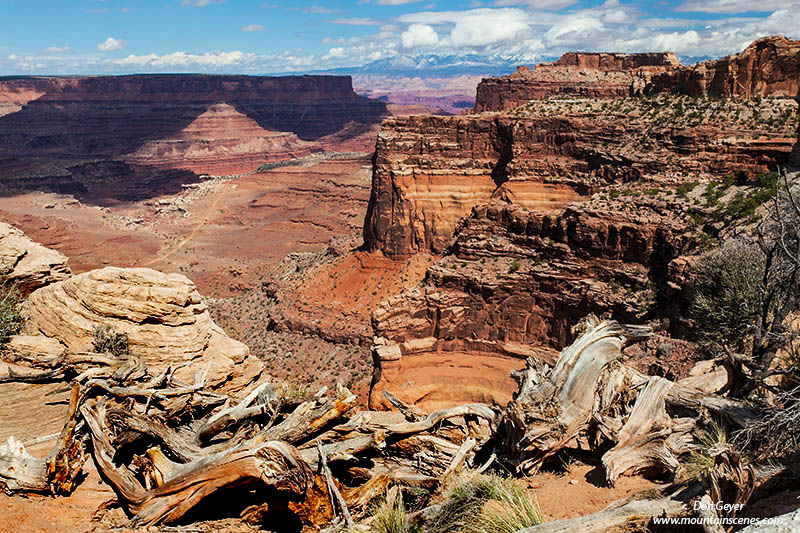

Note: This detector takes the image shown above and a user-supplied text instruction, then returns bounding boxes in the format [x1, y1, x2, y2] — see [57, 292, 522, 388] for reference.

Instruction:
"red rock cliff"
[474, 52, 680, 112]
[0, 74, 388, 201]
[647, 35, 800, 98]
[363, 96, 797, 258]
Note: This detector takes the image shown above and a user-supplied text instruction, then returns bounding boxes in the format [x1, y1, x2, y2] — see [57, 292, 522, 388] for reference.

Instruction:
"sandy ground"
[0, 157, 373, 299]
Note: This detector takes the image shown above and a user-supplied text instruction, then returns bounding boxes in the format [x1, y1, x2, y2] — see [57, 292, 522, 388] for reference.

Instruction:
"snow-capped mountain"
[313, 52, 551, 77]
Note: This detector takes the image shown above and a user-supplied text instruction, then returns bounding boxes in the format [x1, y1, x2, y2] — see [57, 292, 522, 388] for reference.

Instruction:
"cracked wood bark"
[601, 377, 695, 486]
[501, 318, 652, 474]
[516, 482, 704, 533]
[82, 401, 314, 527]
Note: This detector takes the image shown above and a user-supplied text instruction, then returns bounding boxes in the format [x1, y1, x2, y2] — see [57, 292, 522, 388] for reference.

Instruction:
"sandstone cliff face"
[364, 96, 797, 258]
[648, 35, 800, 98]
[365, 37, 800, 408]
[0, 222, 71, 295]
[0, 74, 387, 201]
[373, 200, 693, 356]
[474, 52, 679, 112]
[22, 267, 261, 389]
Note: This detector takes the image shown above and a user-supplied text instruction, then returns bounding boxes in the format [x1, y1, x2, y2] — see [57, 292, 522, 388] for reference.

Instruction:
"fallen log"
[516, 482, 704, 533]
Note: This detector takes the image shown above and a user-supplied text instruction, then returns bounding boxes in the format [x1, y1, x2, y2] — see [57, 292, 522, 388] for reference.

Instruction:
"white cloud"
[330, 17, 381, 26]
[111, 50, 247, 68]
[305, 5, 339, 14]
[493, 0, 577, 8]
[97, 37, 126, 51]
[676, 0, 800, 13]
[182, 0, 221, 6]
[242, 24, 264, 32]
[401, 24, 439, 48]
[44, 46, 70, 53]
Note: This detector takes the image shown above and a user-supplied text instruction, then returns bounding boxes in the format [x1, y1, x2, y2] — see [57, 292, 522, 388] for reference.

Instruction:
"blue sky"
[0, 0, 797, 74]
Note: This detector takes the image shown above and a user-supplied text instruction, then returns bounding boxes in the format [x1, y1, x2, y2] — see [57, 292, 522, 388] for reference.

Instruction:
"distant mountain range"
[312, 53, 548, 78]
[307, 52, 713, 78]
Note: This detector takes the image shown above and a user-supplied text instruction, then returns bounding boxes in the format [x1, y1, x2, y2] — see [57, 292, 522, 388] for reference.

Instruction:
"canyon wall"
[372, 200, 693, 355]
[363, 101, 796, 258]
[474, 52, 679, 112]
[366, 36, 800, 408]
[0, 74, 388, 201]
[647, 35, 800, 99]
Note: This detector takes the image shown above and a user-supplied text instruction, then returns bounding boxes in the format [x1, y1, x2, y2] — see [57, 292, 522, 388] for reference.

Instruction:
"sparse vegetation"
[425, 475, 542, 533]
[0, 283, 23, 345]
[690, 171, 800, 397]
[92, 325, 130, 356]
[372, 491, 417, 533]
[687, 420, 731, 478]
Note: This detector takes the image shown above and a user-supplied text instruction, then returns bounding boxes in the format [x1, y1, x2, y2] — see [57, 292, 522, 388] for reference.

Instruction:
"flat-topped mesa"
[474, 52, 680, 112]
[363, 95, 797, 258]
[647, 35, 800, 99]
[0, 74, 387, 200]
[553, 51, 681, 70]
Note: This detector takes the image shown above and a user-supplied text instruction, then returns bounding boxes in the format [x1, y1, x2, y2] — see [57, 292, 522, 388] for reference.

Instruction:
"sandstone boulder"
[22, 266, 261, 389]
[4, 335, 65, 360]
[0, 222, 72, 295]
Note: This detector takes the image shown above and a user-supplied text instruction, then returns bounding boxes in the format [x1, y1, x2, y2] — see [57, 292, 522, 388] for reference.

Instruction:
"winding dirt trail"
[143, 180, 231, 267]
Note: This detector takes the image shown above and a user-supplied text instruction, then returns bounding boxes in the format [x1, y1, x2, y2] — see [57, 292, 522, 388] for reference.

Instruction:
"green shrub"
[676, 182, 698, 196]
[92, 325, 130, 356]
[0, 284, 23, 344]
[508, 259, 521, 273]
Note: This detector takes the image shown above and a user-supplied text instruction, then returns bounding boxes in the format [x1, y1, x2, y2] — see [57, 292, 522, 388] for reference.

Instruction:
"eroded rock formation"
[0, 222, 71, 295]
[364, 97, 797, 257]
[647, 35, 800, 98]
[474, 52, 680, 112]
[22, 266, 261, 389]
[365, 36, 800, 408]
[0, 74, 387, 201]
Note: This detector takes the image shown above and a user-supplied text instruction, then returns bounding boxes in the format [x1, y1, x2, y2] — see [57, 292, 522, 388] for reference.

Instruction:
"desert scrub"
[0, 283, 23, 344]
[426, 475, 542, 533]
[92, 325, 130, 356]
[371, 491, 418, 533]
[686, 420, 731, 478]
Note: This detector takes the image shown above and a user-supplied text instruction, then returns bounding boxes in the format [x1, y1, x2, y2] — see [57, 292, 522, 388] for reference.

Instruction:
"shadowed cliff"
[0, 74, 389, 203]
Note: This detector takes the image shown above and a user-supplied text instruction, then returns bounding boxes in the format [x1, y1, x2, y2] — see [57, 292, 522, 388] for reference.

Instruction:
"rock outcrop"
[22, 267, 261, 389]
[474, 52, 680, 112]
[647, 35, 800, 98]
[364, 96, 797, 257]
[372, 200, 694, 356]
[0, 74, 387, 201]
[365, 37, 800, 408]
[0, 222, 71, 295]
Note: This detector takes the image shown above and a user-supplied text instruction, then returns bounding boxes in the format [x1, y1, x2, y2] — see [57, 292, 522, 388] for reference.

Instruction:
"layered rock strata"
[372, 200, 694, 355]
[474, 52, 680, 112]
[366, 36, 800, 408]
[647, 35, 800, 98]
[22, 266, 261, 389]
[0, 222, 71, 295]
[364, 96, 798, 258]
[0, 74, 387, 200]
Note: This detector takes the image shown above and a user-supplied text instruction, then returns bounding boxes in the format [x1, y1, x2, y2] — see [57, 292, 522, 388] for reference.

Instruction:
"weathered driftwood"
[516, 482, 704, 533]
[601, 377, 695, 486]
[0, 436, 49, 492]
[707, 450, 755, 517]
[500, 318, 653, 474]
[82, 400, 313, 527]
[0, 316, 768, 530]
[497, 316, 758, 487]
